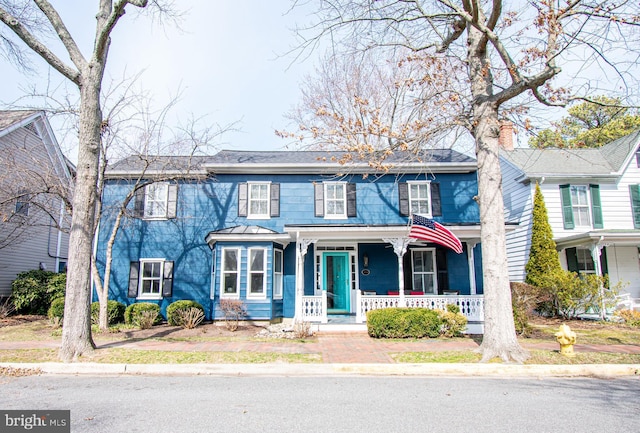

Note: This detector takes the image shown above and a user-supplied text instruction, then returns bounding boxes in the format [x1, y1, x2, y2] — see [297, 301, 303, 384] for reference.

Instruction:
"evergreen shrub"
[91, 300, 126, 325]
[11, 270, 62, 315]
[124, 303, 161, 327]
[367, 308, 442, 338]
[166, 300, 205, 326]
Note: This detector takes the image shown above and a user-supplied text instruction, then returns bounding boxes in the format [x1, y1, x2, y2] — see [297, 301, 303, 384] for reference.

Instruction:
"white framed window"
[248, 182, 270, 218]
[570, 185, 591, 227]
[408, 181, 431, 216]
[220, 248, 241, 298]
[138, 259, 165, 299]
[273, 249, 283, 299]
[411, 249, 437, 294]
[575, 248, 596, 274]
[248, 248, 267, 298]
[324, 182, 346, 218]
[144, 183, 168, 219]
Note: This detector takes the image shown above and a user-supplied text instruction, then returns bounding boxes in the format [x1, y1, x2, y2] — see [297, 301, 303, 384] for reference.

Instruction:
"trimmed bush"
[47, 297, 65, 326]
[437, 309, 467, 337]
[124, 303, 161, 327]
[11, 270, 57, 315]
[166, 300, 205, 326]
[367, 308, 442, 338]
[91, 300, 126, 326]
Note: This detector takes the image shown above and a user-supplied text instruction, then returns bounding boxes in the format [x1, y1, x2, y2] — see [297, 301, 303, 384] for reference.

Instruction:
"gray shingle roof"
[500, 129, 640, 178]
[0, 110, 39, 131]
[108, 148, 477, 176]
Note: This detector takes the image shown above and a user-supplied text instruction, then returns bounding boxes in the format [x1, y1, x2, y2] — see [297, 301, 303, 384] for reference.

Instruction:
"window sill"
[137, 295, 162, 301]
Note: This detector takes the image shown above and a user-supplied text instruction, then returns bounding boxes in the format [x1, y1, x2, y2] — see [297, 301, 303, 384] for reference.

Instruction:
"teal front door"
[323, 252, 350, 314]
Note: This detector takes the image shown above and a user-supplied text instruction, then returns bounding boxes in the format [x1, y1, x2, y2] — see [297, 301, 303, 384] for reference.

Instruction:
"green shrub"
[446, 303, 460, 314]
[11, 270, 57, 315]
[47, 297, 65, 326]
[46, 273, 66, 301]
[124, 303, 161, 327]
[437, 309, 467, 337]
[367, 308, 442, 338]
[91, 300, 126, 326]
[166, 300, 205, 326]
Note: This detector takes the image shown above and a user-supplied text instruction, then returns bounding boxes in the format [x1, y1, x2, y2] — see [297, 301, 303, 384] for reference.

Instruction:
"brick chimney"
[499, 120, 514, 150]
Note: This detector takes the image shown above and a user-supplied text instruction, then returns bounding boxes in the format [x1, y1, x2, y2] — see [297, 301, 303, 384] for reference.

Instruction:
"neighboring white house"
[500, 129, 640, 305]
[0, 111, 73, 298]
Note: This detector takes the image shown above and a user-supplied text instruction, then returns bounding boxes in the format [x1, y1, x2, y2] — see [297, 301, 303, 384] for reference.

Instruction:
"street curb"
[2, 362, 639, 378]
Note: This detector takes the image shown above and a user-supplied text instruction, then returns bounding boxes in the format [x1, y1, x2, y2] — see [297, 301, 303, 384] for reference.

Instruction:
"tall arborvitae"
[525, 183, 562, 287]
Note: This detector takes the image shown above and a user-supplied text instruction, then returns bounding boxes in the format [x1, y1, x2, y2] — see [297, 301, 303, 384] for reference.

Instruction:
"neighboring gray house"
[0, 111, 73, 298]
[501, 130, 640, 307]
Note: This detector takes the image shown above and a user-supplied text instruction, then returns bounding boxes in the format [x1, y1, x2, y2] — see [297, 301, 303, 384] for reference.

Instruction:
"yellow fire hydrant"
[555, 324, 577, 357]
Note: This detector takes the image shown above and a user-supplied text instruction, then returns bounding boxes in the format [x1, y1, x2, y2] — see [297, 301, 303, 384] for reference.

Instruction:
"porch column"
[294, 234, 316, 322]
[467, 242, 478, 295]
[590, 241, 606, 320]
[383, 237, 411, 307]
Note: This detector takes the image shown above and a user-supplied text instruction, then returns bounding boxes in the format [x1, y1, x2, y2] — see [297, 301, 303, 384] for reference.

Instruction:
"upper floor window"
[314, 182, 356, 219]
[15, 196, 30, 216]
[399, 182, 441, 217]
[248, 248, 267, 299]
[559, 184, 603, 229]
[134, 182, 178, 220]
[409, 181, 431, 215]
[238, 182, 280, 219]
[273, 249, 283, 299]
[127, 259, 174, 299]
[629, 184, 640, 228]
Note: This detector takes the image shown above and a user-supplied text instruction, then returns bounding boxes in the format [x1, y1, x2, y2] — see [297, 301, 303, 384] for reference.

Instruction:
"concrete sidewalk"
[1, 331, 639, 377]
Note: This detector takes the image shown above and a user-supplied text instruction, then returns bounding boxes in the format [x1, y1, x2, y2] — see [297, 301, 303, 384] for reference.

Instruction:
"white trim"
[323, 182, 347, 219]
[247, 247, 267, 299]
[220, 248, 241, 299]
[137, 258, 166, 300]
[411, 248, 438, 294]
[273, 249, 283, 300]
[247, 181, 271, 219]
[570, 184, 592, 228]
[407, 180, 432, 217]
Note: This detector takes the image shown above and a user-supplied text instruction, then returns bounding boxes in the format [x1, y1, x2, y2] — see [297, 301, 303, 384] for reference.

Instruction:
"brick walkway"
[2, 332, 639, 364]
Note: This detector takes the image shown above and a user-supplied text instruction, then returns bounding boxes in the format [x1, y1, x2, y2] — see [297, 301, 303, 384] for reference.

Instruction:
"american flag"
[409, 214, 463, 254]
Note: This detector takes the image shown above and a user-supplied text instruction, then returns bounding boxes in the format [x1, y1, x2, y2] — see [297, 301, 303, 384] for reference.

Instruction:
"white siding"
[501, 158, 533, 282]
[0, 121, 70, 297]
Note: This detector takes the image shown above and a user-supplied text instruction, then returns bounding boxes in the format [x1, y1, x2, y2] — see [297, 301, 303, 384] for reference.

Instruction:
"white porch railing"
[301, 291, 328, 323]
[357, 293, 484, 323]
[301, 291, 484, 325]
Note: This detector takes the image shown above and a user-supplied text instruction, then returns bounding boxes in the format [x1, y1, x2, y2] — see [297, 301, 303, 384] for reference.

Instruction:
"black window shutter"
[403, 250, 412, 291]
[128, 262, 140, 297]
[600, 247, 608, 277]
[629, 185, 640, 228]
[430, 182, 442, 217]
[238, 183, 248, 217]
[398, 183, 409, 216]
[167, 184, 178, 219]
[134, 187, 145, 218]
[559, 184, 574, 229]
[162, 261, 174, 297]
[566, 248, 578, 273]
[346, 183, 357, 217]
[589, 184, 603, 229]
[436, 248, 449, 294]
[314, 183, 324, 217]
[270, 183, 280, 217]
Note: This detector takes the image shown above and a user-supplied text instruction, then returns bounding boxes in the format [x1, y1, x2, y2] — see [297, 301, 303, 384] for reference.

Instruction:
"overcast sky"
[1, 1, 317, 160]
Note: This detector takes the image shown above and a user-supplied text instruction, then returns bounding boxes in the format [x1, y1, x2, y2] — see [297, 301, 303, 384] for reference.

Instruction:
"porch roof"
[205, 225, 291, 247]
[555, 229, 640, 249]
[285, 223, 484, 241]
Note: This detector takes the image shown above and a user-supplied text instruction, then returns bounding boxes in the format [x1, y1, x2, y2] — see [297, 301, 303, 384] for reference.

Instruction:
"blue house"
[95, 150, 486, 331]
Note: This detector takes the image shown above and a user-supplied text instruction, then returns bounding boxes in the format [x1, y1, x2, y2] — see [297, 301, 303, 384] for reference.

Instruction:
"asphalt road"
[1, 375, 638, 433]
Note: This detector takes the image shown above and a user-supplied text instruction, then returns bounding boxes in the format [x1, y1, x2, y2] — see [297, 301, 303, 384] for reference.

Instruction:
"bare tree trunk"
[59, 73, 101, 361]
[466, 19, 528, 363]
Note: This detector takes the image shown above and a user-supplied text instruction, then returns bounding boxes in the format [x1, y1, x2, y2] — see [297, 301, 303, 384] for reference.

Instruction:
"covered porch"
[287, 223, 485, 334]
